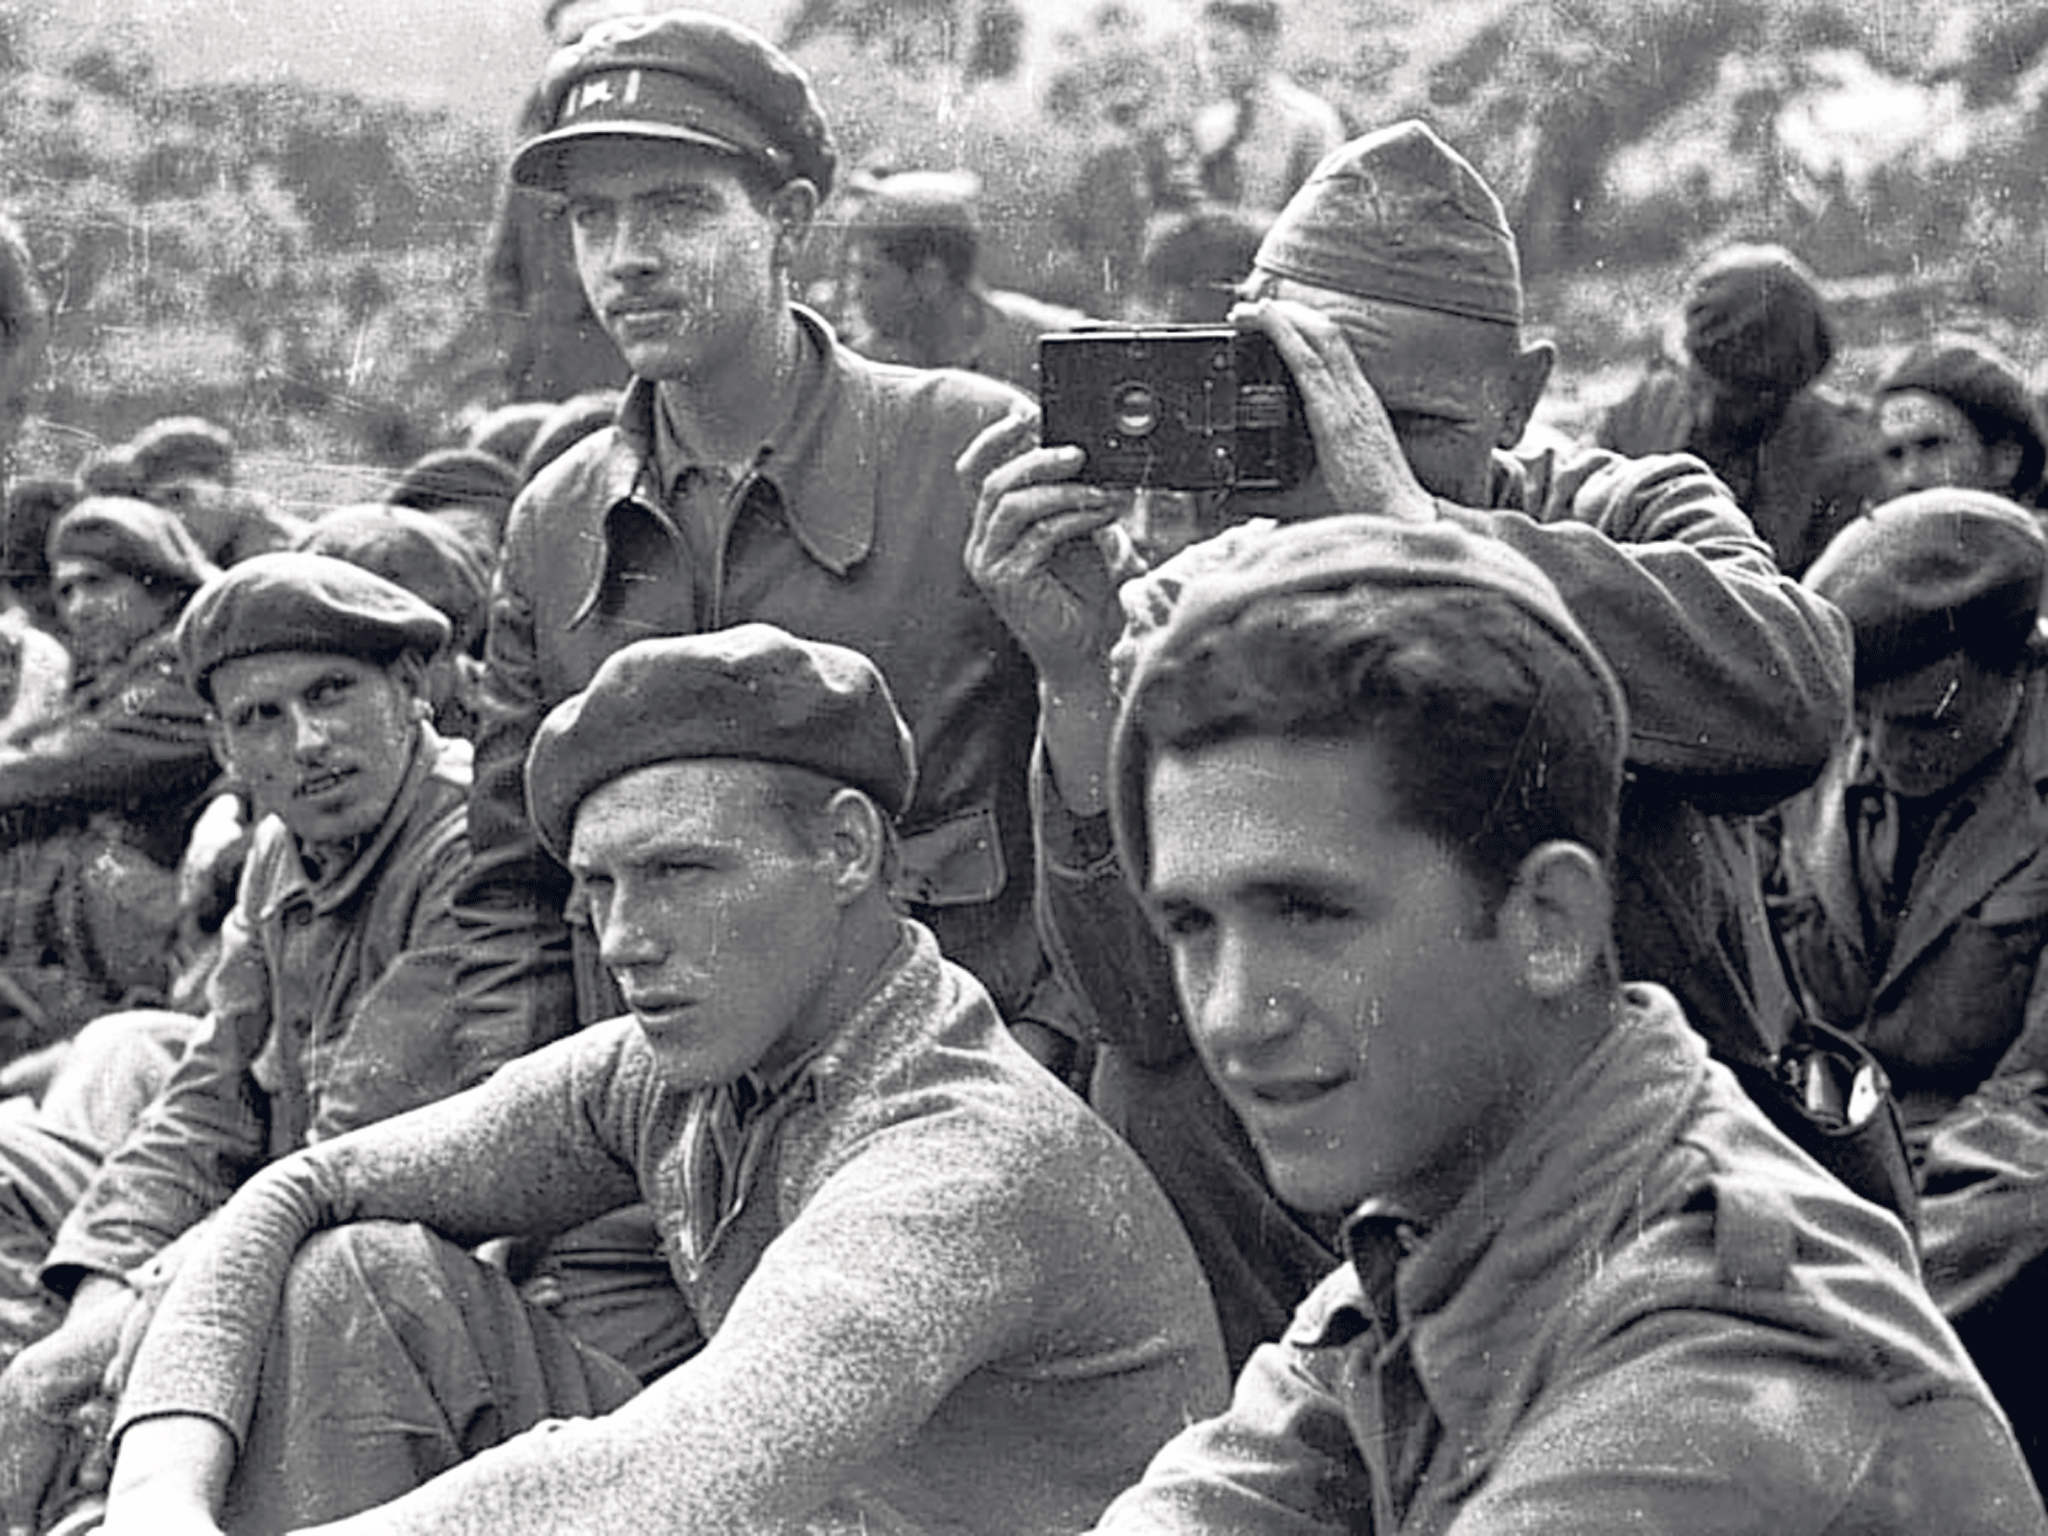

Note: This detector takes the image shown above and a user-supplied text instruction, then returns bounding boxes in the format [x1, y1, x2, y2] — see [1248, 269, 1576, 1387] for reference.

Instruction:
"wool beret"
[388, 448, 519, 524]
[1878, 334, 2047, 500]
[519, 390, 620, 486]
[49, 496, 218, 597]
[297, 506, 490, 656]
[177, 551, 453, 704]
[525, 624, 917, 864]
[127, 416, 236, 487]
[1109, 515, 1628, 887]
[513, 9, 838, 200]
[464, 400, 558, 470]
[1681, 243, 1832, 395]
[1253, 121, 1522, 327]
[1805, 489, 2046, 685]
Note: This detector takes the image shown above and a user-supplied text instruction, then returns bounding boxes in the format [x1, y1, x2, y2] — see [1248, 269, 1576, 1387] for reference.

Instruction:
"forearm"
[104, 1415, 234, 1534]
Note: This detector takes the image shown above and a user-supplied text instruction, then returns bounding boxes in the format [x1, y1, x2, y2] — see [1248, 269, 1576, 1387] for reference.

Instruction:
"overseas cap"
[512, 9, 837, 199]
[177, 551, 452, 704]
[525, 623, 917, 863]
[1804, 488, 2047, 685]
[1878, 334, 2047, 499]
[1682, 243, 1832, 394]
[49, 496, 218, 597]
[1109, 515, 1627, 886]
[1253, 121, 1522, 326]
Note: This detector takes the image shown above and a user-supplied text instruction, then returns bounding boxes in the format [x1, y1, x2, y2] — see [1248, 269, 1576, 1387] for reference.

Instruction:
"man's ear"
[1498, 839, 1610, 999]
[768, 177, 820, 270]
[823, 787, 887, 903]
[1495, 337, 1556, 450]
[390, 651, 435, 719]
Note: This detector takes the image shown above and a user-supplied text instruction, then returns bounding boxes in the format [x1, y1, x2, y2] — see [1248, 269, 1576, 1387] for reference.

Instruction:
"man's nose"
[594, 890, 663, 973]
[287, 703, 332, 757]
[1190, 929, 1297, 1071]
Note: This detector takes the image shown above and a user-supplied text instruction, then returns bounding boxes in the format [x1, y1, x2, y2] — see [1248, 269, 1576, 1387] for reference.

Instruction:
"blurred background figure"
[0, 218, 48, 498]
[841, 168, 1092, 395]
[1184, 0, 1346, 216]
[1132, 205, 1268, 322]
[84, 416, 306, 568]
[1597, 242, 1883, 576]
[478, 0, 660, 405]
[1874, 334, 2046, 509]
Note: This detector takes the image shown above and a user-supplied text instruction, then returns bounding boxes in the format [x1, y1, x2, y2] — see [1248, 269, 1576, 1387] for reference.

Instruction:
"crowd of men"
[0, 2, 2037, 1533]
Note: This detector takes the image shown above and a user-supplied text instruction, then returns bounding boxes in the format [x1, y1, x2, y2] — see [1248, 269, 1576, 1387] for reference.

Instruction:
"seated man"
[1596, 241, 1883, 575]
[1873, 334, 2047, 509]
[1089, 513, 2042, 1533]
[0, 553, 533, 1533]
[1771, 488, 2048, 1478]
[0, 498, 219, 1051]
[96, 625, 1227, 1536]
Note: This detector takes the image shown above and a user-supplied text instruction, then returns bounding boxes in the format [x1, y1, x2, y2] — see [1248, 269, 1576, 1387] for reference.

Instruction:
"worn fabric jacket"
[1092, 988, 2044, 1535]
[113, 922, 1230, 1535]
[1042, 443, 1853, 1366]
[0, 626, 215, 865]
[1597, 363, 1884, 576]
[458, 307, 1044, 1042]
[42, 727, 508, 1291]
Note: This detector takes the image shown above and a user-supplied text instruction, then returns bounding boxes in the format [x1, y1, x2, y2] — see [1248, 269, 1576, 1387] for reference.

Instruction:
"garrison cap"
[1109, 515, 1627, 887]
[1254, 121, 1522, 327]
[1682, 243, 1832, 395]
[525, 624, 917, 864]
[512, 9, 838, 200]
[1878, 334, 2047, 500]
[49, 496, 218, 597]
[1804, 489, 2047, 685]
[176, 551, 452, 704]
[297, 505, 490, 657]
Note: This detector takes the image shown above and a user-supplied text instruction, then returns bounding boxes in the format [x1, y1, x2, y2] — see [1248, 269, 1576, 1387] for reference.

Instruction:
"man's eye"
[1154, 902, 1213, 940]
[1271, 892, 1352, 927]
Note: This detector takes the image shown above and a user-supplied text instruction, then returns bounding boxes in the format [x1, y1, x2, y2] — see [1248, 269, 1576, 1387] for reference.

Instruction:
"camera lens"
[1112, 383, 1160, 438]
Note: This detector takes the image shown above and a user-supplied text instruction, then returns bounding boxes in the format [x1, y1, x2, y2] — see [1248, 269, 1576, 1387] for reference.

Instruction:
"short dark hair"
[1130, 584, 1622, 912]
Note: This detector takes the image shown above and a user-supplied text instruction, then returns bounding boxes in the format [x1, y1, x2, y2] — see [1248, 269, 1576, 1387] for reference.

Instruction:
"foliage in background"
[0, 0, 2044, 501]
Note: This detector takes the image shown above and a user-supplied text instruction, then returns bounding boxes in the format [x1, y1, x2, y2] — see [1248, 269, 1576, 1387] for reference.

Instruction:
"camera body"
[1038, 327, 1314, 492]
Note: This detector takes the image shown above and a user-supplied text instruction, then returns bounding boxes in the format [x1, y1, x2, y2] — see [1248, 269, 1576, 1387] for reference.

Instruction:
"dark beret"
[177, 551, 453, 704]
[525, 624, 917, 864]
[48, 496, 218, 597]
[388, 448, 518, 524]
[126, 416, 236, 487]
[1804, 488, 2047, 685]
[1109, 515, 1628, 889]
[1254, 121, 1522, 327]
[512, 9, 838, 200]
[1878, 334, 2047, 500]
[1682, 243, 1832, 395]
[297, 505, 490, 656]
[463, 400, 558, 470]
[3, 477, 76, 582]
[518, 390, 620, 486]
[1203, 0, 1282, 33]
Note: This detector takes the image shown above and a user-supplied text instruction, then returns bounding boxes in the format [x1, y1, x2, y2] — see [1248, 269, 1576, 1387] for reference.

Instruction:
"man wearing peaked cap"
[459, 7, 1073, 1105]
[1080, 511, 2042, 1534]
[1775, 489, 2048, 1482]
[966, 116, 1855, 1368]
[98, 624, 1227, 1536]
[0, 552, 569, 1534]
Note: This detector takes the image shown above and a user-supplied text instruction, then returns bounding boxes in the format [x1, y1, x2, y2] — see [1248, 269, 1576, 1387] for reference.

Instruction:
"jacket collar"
[257, 724, 468, 924]
[1300, 989, 1710, 1417]
[607, 304, 881, 579]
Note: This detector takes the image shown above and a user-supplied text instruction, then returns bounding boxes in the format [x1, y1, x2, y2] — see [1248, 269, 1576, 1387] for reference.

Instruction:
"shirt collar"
[636, 304, 880, 578]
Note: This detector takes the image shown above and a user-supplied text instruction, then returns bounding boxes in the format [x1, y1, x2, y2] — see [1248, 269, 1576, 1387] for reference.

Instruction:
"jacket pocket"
[896, 804, 1006, 908]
